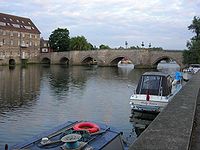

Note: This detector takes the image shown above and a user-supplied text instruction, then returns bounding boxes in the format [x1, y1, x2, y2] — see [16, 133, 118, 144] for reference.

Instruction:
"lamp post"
[141, 42, 144, 48]
[149, 43, 151, 48]
[125, 41, 128, 49]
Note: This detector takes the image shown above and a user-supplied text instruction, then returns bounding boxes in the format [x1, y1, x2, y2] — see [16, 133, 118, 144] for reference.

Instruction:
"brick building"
[40, 37, 51, 53]
[0, 13, 40, 65]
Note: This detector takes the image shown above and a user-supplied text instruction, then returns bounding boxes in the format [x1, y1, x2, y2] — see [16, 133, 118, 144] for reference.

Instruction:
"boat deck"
[11, 121, 125, 150]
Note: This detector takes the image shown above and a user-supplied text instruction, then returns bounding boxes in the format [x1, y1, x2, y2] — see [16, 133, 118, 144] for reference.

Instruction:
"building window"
[30, 34, 32, 38]
[10, 31, 13, 36]
[30, 41, 32, 46]
[18, 32, 20, 37]
[11, 40, 13, 45]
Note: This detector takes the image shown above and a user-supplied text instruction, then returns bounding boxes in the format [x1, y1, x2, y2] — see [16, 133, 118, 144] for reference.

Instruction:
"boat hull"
[117, 61, 134, 69]
[130, 84, 182, 113]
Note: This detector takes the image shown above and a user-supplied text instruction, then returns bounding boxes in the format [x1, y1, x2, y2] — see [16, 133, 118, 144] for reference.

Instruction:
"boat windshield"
[138, 75, 162, 95]
[142, 76, 161, 90]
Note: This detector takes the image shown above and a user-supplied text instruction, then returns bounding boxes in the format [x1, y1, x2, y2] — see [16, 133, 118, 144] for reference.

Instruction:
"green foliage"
[188, 16, 200, 39]
[99, 44, 110, 49]
[49, 28, 70, 52]
[70, 36, 92, 50]
[183, 16, 200, 64]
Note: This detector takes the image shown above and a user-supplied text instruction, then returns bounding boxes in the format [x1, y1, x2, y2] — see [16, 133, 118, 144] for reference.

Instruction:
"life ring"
[73, 122, 100, 133]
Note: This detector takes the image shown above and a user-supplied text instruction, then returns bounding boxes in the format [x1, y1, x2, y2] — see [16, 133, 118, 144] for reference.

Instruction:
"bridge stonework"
[40, 49, 184, 68]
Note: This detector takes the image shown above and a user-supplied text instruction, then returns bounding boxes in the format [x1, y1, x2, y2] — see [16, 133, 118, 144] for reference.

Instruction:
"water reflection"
[0, 65, 40, 112]
[0, 65, 146, 148]
[130, 111, 158, 137]
[118, 67, 133, 76]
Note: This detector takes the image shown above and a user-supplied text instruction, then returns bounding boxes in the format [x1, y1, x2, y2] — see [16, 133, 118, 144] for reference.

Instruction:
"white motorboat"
[188, 64, 200, 74]
[117, 58, 134, 69]
[129, 72, 182, 113]
[182, 64, 200, 81]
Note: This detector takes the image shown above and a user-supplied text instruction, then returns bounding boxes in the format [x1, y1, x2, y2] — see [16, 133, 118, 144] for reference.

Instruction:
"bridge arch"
[60, 57, 69, 65]
[152, 56, 181, 67]
[81, 56, 98, 65]
[41, 57, 51, 64]
[109, 56, 134, 66]
[9, 59, 16, 66]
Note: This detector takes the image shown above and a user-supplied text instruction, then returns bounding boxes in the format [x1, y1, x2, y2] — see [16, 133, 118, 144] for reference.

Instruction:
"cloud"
[0, 0, 199, 49]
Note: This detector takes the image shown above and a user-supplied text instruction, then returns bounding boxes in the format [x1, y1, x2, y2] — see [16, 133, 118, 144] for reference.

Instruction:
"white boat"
[129, 72, 182, 113]
[188, 64, 200, 74]
[182, 64, 200, 81]
[117, 58, 134, 69]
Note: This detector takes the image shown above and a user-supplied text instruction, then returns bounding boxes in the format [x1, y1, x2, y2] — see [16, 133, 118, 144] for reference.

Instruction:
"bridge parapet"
[39, 49, 184, 67]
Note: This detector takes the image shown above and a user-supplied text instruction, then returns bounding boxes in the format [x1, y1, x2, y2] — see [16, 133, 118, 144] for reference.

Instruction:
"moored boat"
[129, 72, 182, 113]
[10, 121, 126, 150]
[189, 64, 200, 73]
[118, 58, 134, 69]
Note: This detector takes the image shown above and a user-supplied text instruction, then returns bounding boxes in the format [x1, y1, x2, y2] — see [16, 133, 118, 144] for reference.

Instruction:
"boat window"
[142, 76, 161, 90]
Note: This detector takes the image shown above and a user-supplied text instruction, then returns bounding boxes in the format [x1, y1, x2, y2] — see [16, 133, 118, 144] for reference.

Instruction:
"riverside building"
[0, 13, 41, 65]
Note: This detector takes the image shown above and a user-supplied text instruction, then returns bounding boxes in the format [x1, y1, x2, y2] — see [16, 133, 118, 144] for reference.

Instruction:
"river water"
[0, 64, 179, 149]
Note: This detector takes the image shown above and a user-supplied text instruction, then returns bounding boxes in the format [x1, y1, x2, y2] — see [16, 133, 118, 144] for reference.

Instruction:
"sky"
[1, 0, 200, 50]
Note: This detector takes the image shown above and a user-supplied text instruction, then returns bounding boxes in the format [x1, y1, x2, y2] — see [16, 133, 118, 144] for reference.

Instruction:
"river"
[0, 64, 179, 149]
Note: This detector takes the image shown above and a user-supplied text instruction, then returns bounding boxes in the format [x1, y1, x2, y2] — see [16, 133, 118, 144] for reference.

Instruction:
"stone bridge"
[40, 49, 184, 68]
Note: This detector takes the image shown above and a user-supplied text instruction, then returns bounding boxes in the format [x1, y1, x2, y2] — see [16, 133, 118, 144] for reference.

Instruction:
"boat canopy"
[136, 72, 172, 96]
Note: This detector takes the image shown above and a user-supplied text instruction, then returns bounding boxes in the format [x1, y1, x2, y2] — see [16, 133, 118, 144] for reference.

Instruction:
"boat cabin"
[136, 72, 172, 96]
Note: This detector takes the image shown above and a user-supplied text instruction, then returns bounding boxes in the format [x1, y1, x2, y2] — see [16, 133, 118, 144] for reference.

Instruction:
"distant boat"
[118, 58, 134, 69]
[11, 121, 127, 150]
[182, 64, 200, 81]
[129, 72, 182, 113]
[188, 64, 200, 74]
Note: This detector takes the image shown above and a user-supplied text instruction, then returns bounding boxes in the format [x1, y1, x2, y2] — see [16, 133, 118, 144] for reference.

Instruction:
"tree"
[183, 16, 200, 64]
[99, 44, 110, 49]
[49, 28, 70, 52]
[70, 36, 92, 50]
[188, 16, 200, 40]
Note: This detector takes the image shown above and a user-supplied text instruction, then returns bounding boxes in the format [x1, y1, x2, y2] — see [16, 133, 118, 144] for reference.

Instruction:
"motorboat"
[10, 121, 126, 150]
[117, 58, 134, 69]
[182, 64, 200, 81]
[129, 72, 182, 113]
[187, 64, 200, 74]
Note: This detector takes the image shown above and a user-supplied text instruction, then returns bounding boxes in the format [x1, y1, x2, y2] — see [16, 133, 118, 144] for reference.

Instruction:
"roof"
[0, 13, 40, 34]
[143, 72, 169, 77]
